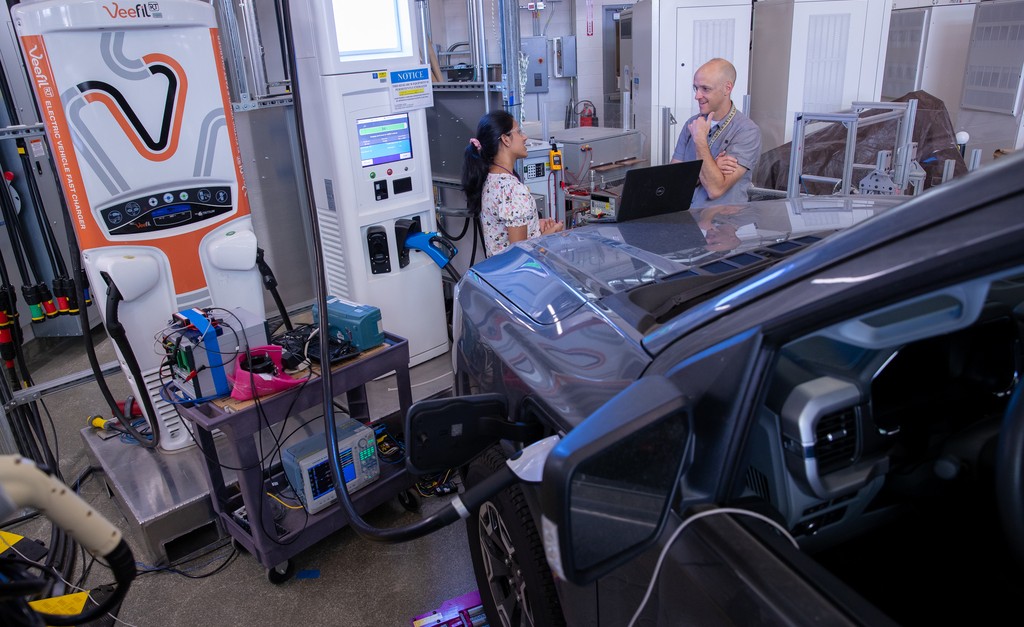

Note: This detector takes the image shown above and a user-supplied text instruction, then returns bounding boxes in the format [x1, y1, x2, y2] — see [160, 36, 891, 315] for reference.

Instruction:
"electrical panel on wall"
[553, 36, 577, 77]
[521, 36, 549, 93]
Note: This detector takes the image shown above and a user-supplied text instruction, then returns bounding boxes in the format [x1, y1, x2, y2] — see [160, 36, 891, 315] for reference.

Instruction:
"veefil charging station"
[290, 0, 448, 367]
[12, 0, 265, 451]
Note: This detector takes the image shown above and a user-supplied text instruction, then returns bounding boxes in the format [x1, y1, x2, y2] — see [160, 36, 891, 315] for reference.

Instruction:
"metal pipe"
[467, 0, 480, 74]
[801, 111, 903, 127]
[857, 111, 907, 127]
[800, 175, 844, 184]
[893, 99, 918, 191]
[503, 0, 523, 114]
[660, 107, 673, 165]
[787, 114, 805, 197]
[211, 0, 251, 103]
[417, 0, 431, 71]
[239, 0, 269, 99]
[475, 0, 489, 99]
[942, 158, 956, 183]
[841, 121, 856, 195]
[968, 148, 982, 171]
[274, 0, 291, 90]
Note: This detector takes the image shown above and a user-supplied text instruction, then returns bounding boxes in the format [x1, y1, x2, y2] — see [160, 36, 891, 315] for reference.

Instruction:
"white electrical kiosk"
[290, 0, 447, 366]
[13, 0, 265, 451]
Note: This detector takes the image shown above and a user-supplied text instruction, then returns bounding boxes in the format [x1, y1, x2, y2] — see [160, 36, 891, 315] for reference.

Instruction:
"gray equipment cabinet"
[177, 333, 415, 582]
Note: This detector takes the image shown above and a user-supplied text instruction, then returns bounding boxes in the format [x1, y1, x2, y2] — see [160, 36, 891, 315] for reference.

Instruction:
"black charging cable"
[255, 247, 293, 332]
[283, 0, 524, 544]
[98, 271, 160, 448]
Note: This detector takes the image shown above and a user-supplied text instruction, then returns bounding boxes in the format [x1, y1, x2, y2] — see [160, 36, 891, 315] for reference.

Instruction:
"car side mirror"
[539, 376, 691, 585]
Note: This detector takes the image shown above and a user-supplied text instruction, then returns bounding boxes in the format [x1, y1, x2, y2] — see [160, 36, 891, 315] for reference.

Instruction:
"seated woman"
[461, 111, 563, 257]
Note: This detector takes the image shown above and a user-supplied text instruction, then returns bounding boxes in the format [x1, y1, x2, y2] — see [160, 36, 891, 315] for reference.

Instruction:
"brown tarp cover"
[753, 91, 968, 195]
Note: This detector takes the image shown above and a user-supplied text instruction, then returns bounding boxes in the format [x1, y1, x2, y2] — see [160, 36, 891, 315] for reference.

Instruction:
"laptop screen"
[614, 160, 703, 222]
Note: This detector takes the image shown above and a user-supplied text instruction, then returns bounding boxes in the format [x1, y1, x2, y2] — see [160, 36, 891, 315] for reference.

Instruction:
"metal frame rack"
[177, 333, 415, 582]
[787, 100, 920, 197]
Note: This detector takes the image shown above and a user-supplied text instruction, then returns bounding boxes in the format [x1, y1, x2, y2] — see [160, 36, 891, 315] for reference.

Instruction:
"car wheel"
[465, 446, 565, 627]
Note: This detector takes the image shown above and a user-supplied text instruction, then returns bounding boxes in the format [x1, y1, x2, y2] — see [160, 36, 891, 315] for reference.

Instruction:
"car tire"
[465, 446, 566, 627]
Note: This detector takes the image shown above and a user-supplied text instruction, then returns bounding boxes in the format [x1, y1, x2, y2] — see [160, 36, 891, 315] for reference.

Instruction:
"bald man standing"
[671, 58, 761, 208]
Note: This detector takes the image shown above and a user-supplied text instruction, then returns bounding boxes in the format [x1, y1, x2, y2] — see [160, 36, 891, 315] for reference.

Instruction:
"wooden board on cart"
[212, 342, 391, 414]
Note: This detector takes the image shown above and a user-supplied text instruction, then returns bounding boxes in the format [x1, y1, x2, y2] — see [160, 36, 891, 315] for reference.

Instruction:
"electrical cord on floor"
[74, 550, 98, 590]
[133, 544, 238, 580]
[116, 419, 153, 446]
[0, 536, 128, 627]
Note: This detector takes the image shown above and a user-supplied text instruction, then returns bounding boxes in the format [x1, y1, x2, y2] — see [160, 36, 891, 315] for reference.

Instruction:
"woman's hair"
[461, 110, 516, 214]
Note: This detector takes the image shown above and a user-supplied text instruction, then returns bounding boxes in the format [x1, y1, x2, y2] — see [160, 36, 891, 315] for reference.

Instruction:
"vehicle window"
[731, 267, 1024, 624]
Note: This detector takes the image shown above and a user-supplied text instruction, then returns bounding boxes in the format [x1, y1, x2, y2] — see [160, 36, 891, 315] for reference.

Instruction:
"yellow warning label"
[0, 530, 24, 549]
[29, 590, 90, 615]
[399, 88, 424, 96]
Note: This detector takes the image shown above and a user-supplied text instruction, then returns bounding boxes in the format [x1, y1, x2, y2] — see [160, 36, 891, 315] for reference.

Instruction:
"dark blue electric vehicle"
[447, 152, 1024, 626]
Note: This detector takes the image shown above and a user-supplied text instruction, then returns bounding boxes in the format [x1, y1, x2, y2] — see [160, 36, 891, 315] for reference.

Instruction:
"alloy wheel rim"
[478, 500, 534, 627]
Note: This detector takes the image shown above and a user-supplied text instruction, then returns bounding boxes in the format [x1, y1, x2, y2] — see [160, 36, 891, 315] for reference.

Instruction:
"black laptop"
[591, 160, 702, 223]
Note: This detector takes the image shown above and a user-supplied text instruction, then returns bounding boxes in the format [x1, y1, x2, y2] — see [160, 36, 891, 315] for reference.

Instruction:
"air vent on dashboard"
[780, 376, 886, 500]
[814, 407, 858, 474]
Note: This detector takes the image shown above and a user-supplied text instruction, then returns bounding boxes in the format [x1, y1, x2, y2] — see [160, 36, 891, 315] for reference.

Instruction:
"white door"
[654, 0, 751, 164]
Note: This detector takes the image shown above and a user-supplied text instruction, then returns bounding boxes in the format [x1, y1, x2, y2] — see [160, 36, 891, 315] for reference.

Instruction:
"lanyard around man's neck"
[708, 104, 738, 147]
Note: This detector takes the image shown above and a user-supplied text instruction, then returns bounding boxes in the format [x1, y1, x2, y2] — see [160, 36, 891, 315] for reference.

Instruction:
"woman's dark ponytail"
[461, 111, 515, 215]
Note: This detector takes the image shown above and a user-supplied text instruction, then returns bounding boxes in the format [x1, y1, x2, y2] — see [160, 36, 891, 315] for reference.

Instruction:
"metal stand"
[175, 333, 415, 581]
[787, 100, 920, 197]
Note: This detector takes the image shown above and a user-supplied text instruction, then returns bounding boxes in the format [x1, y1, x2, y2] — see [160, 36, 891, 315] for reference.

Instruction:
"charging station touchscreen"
[357, 113, 413, 167]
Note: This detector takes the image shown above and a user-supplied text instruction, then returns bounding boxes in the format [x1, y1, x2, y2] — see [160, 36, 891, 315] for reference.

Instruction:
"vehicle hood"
[468, 196, 906, 327]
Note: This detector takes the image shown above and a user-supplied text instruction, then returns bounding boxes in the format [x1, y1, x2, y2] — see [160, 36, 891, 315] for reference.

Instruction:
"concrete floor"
[3, 325, 480, 626]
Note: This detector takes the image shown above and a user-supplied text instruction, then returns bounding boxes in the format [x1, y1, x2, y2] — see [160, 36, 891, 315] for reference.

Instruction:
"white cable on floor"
[387, 370, 453, 391]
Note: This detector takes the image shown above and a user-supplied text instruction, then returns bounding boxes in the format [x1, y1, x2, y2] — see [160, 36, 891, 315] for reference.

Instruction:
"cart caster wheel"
[267, 559, 294, 584]
[398, 489, 420, 512]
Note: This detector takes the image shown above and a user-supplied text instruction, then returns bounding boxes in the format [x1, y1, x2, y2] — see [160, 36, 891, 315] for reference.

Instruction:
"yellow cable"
[266, 492, 304, 510]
